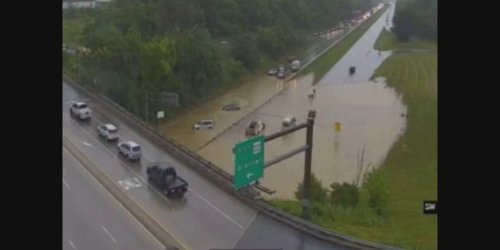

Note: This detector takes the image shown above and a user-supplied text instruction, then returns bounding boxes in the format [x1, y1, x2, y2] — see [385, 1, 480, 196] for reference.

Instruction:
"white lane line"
[101, 225, 117, 243]
[188, 187, 244, 229]
[68, 240, 76, 249]
[232, 212, 259, 247]
[64, 114, 172, 205]
[82, 141, 95, 148]
[65, 110, 243, 227]
[63, 179, 71, 189]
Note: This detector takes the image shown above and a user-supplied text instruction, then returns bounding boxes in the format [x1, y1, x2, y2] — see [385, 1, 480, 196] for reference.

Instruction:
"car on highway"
[349, 66, 356, 75]
[117, 141, 142, 161]
[194, 119, 215, 130]
[97, 123, 119, 141]
[70, 101, 91, 120]
[282, 116, 296, 129]
[245, 120, 266, 137]
[147, 162, 188, 198]
[222, 103, 241, 111]
[268, 68, 278, 75]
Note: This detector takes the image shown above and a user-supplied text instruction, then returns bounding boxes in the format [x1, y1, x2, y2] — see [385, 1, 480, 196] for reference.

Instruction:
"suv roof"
[148, 161, 173, 169]
[104, 124, 117, 131]
[123, 141, 139, 147]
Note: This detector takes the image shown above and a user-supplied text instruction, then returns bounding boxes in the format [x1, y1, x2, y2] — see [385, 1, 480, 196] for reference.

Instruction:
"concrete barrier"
[63, 135, 186, 250]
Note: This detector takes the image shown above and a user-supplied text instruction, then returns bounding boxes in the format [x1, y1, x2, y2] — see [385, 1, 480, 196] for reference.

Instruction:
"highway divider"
[63, 74, 401, 250]
[63, 135, 186, 250]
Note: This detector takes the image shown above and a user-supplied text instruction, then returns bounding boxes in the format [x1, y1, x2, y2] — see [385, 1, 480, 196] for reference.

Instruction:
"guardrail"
[64, 72, 400, 250]
[61, 5, 400, 250]
[63, 135, 184, 250]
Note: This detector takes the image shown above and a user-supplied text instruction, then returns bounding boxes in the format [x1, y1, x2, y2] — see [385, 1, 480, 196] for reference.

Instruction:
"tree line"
[65, 0, 378, 120]
[392, 0, 437, 42]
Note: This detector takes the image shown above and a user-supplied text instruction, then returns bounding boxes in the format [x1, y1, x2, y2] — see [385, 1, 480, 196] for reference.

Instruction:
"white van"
[194, 119, 215, 130]
[282, 116, 296, 129]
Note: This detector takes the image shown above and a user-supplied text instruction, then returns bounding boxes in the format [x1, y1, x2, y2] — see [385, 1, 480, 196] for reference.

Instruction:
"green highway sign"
[233, 135, 264, 190]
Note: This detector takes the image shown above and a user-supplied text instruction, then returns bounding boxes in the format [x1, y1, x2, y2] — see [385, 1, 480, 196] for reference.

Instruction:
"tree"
[360, 170, 388, 216]
[295, 173, 328, 203]
[232, 33, 260, 71]
[330, 182, 360, 207]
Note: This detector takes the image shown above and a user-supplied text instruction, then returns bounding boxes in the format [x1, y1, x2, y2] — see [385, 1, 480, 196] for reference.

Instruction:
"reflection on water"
[197, 74, 406, 199]
[162, 5, 406, 199]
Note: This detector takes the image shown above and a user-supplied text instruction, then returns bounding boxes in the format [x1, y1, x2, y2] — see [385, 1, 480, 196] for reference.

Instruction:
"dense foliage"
[65, 0, 378, 120]
[392, 0, 437, 42]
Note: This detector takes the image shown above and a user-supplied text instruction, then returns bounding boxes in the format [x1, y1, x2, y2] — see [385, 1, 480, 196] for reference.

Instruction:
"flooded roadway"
[163, 4, 405, 199]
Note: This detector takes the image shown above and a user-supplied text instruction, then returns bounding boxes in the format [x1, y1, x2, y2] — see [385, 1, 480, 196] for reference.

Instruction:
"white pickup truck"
[70, 102, 92, 120]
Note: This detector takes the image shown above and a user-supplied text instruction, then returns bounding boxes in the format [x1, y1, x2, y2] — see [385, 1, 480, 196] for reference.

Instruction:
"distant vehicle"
[291, 60, 301, 72]
[97, 123, 119, 141]
[277, 71, 285, 79]
[282, 116, 296, 129]
[245, 120, 265, 137]
[349, 66, 356, 75]
[70, 101, 91, 120]
[279, 65, 285, 72]
[222, 103, 241, 111]
[268, 68, 278, 75]
[117, 141, 142, 161]
[194, 119, 215, 130]
[146, 162, 188, 198]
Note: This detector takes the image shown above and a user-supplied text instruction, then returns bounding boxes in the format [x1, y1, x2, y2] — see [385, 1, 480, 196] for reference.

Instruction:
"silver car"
[117, 141, 142, 161]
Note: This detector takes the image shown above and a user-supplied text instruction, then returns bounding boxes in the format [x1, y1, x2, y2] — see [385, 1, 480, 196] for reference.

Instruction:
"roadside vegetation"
[298, 7, 386, 84]
[375, 28, 436, 51]
[271, 0, 437, 248]
[63, 0, 378, 122]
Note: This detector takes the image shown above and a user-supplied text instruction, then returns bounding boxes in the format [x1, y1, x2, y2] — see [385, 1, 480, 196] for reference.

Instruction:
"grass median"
[271, 30, 437, 249]
[298, 6, 388, 84]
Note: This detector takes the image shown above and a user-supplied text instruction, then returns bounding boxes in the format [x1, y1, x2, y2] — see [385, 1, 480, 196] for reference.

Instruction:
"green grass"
[374, 28, 437, 51]
[271, 36, 437, 249]
[299, 7, 388, 84]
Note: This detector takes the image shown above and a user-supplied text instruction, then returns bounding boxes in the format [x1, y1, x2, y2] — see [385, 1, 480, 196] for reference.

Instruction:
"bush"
[360, 170, 389, 216]
[295, 173, 328, 203]
[330, 182, 360, 207]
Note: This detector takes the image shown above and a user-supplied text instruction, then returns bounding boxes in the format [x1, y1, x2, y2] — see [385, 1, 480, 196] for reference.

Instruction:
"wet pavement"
[63, 81, 363, 249]
[160, 4, 404, 199]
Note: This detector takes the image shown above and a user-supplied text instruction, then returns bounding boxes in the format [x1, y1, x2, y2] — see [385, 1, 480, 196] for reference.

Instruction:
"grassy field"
[271, 32, 437, 249]
[375, 28, 437, 51]
[299, 7, 387, 84]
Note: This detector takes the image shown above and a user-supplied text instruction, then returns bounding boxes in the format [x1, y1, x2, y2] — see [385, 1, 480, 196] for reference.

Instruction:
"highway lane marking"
[68, 240, 76, 249]
[65, 108, 244, 228]
[65, 144, 167, 250]
[188, 187, 244, 228]
[232, 211, 259, 247]
[64, 115, 172, 205]
[82, 141, 95, 148]
[101, 225, 117, 243]
[63, 179, 71, 189]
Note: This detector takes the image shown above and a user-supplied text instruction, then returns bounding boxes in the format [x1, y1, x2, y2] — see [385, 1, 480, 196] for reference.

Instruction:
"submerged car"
[268, 68, 278, 75]
[222, 103, 241, 111]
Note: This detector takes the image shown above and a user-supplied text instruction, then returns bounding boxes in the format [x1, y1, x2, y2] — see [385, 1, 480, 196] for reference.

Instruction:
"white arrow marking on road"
[82, 141, 95, 148]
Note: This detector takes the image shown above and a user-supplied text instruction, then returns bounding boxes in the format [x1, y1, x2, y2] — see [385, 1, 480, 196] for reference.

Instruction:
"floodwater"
[162, 4, 407, 199]
[197, 74, 406, 199]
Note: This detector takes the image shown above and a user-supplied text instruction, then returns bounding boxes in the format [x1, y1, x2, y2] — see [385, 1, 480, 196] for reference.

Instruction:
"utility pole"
[253, 110, 317, 220]
[145, 91, 149, 124]
[302, 110, 316, 220]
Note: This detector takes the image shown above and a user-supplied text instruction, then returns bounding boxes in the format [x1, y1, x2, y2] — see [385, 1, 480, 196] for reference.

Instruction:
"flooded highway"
[162, 4, 406, 199]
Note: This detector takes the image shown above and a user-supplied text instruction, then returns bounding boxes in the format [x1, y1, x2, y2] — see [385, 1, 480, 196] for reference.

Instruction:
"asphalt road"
[63, 146, 165, 250]
[63, 81, 373, 250]
[317, 4, 395, 85]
